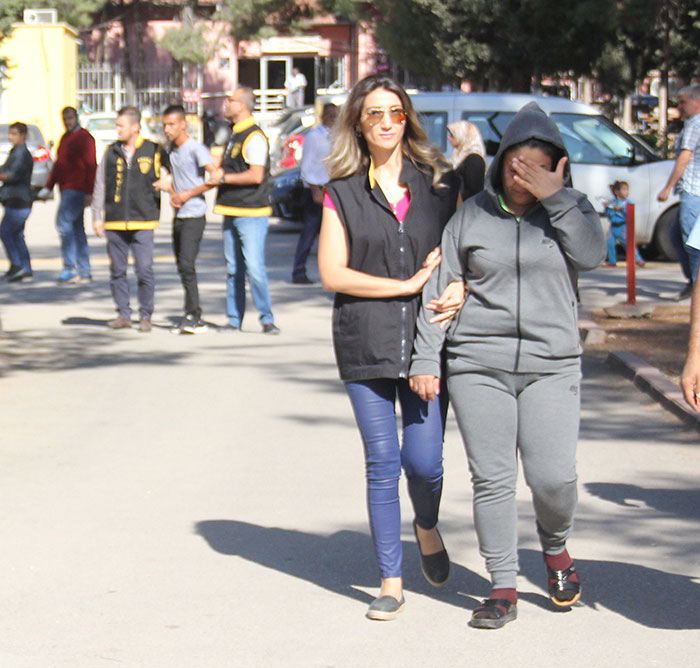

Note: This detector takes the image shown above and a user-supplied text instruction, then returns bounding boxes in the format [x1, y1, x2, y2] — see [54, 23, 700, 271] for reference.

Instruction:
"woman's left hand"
[512, 155, 568, 201]
[425, 280, 467, 329]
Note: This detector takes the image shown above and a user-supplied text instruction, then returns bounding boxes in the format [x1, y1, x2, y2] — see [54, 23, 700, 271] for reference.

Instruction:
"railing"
[77, 63, 196, 114]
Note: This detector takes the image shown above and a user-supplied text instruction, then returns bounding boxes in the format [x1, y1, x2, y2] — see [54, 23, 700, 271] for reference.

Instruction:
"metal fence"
[77, 62, 196, 115]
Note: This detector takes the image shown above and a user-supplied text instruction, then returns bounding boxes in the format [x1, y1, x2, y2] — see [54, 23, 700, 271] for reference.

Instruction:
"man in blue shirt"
[158, 105, 216, 334]
[658, 84, 700, 300]
[292, 103, 338, 284]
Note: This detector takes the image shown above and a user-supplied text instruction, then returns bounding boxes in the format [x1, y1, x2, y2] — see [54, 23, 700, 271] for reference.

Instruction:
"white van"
[409, 92, 679, 259]
[317, 90, 679, 258]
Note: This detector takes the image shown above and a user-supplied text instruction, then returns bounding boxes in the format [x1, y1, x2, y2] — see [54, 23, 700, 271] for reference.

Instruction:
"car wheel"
[651, 206, 679, 261]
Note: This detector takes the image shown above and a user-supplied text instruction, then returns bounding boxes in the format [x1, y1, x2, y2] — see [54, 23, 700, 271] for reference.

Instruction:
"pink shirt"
[324, 190, 411, 223]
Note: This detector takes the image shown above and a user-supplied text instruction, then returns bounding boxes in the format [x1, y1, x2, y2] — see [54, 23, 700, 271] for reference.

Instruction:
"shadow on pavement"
[585, 482, 700, 521]
[518, 547, 700, 629]
[194, 519, 490, 610]
[580, 354, 693, 443]
[0, 328, 193, 372]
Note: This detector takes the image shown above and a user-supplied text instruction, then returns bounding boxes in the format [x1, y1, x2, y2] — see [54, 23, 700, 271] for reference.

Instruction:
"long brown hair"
[328, 74, 449, 187]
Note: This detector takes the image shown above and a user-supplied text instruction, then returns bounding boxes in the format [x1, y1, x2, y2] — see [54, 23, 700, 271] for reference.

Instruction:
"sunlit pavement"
[1, 199, 698, 667]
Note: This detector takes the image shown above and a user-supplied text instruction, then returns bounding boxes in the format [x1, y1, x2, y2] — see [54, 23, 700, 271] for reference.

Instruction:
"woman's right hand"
[403, 247, 441, 295]
[409, 374, 441, 402]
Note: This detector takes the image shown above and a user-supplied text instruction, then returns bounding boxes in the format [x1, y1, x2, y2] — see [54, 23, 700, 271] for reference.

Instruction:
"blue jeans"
[345, 378, 447, 578]
[222, 215, 274, 327]
[56, 189, 90, 276]
[606, 224, 642, 264]
[671, 191, 700, 282]
[0, 206, 32, 272]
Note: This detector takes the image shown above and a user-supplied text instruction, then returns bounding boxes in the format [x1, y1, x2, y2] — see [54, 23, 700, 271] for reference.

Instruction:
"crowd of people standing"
[0, 90, 282, 336]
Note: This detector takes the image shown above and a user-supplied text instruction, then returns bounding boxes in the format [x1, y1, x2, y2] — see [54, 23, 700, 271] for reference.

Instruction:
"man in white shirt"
[292, 103, 338, 284]
[285, 68, 307, 108]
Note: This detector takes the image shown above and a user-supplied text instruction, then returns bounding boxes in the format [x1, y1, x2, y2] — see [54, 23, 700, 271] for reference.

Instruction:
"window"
[551, 114, 636, 166]
[461, 111, 515, 156]
[418, 111, 448, 153]
[461, 110, 639, 166]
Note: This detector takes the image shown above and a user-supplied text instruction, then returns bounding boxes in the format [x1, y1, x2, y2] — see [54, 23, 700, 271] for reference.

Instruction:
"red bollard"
[626, 202, 636, 305]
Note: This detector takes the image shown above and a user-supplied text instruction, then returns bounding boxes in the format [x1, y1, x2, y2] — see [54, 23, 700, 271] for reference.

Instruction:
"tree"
[0, 0, 105, 38]
[367, 0, 618, 91]
[0, 0, 106, 80]
[215, 0, 315, 40]
[159, 6, 218, 67]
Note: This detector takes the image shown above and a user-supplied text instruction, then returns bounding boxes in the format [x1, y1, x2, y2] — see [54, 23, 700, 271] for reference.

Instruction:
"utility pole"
[659, 0, 670, 158]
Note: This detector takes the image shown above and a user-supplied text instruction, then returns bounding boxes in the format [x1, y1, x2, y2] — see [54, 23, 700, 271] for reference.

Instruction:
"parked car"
[316, 91, 681, 259]
[268, 108, 316, 175]
[0, 123, 53, 198]
[272, 165, 304, 220]
[265, 105, 314, 155]
[277, 125, 311, 171]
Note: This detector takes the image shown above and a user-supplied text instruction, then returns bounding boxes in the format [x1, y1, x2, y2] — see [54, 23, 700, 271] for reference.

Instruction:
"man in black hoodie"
[0, 122, 34, 282]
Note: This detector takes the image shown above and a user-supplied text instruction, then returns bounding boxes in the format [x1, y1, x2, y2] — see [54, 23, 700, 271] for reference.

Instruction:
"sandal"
[470, 598, 517, 629]
[547, 563, 581, 607]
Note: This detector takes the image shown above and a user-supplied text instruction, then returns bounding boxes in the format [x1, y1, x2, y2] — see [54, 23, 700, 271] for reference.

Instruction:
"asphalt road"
[1, 199, 698, 667]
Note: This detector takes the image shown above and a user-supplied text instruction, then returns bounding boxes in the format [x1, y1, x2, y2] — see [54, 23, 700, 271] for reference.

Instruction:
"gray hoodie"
[410, 102, 605, 376]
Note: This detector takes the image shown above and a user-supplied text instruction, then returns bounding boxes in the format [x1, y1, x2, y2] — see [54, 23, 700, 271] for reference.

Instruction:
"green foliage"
[360, 0, 699, 93]
[215, 0, 311, 40]
[368, 0, 618, 91]
[667, 0, 700, 82]
[0, 0, 105, 39]
[159, 7, 217, 65]
[319, 0, 365, 22]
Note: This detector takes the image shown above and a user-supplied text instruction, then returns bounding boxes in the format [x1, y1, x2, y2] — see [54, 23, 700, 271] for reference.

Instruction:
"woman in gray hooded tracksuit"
[410, 102, 605, 629]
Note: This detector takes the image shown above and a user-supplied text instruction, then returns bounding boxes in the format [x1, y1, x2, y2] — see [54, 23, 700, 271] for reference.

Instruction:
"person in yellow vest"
[91, 106, 166, 332]
[209, 87, 279, 334]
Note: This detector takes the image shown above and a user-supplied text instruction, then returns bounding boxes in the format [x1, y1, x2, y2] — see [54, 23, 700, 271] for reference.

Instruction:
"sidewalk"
[1, 202, 699, 667]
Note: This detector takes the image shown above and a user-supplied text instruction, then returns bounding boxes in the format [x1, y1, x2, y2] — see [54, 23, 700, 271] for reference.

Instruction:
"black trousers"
[173, 216, 206, 318]
[292, 188, 322, 279]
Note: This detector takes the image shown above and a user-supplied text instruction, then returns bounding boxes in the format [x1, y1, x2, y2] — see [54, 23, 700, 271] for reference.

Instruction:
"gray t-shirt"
[168, 137, 212, 218]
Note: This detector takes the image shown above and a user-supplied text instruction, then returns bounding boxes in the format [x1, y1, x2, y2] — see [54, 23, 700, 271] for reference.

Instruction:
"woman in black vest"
[318, 74, 462, 620]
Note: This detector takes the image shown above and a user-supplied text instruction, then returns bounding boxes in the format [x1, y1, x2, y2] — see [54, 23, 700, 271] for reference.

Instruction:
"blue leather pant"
[345, 378, 447, 578]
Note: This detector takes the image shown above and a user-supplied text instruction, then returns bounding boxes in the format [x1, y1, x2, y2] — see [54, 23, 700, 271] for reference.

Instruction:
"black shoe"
[470, 598, 517, 629]
[546, 562, 581, 607]
[218, 323, 240, 332]
[262, 322, 280, 334]
[292, 274, 315, 284]
[366, 595, 405, 621]
[2, 265, 20, 280]
[413, 519, 450, 587]
[172, 314, 208, 335]
[7, 268, 31, 283]
[676, 281, 693, 301]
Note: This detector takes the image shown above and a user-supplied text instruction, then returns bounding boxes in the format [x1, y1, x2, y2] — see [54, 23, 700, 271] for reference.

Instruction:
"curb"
[606, 351, 700, 432]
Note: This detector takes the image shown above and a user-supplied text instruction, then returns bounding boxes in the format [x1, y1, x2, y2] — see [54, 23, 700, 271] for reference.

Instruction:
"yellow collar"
[368, 158, 376, 189]
[135, 134, 144, 149]
[232, 116, 256, 134]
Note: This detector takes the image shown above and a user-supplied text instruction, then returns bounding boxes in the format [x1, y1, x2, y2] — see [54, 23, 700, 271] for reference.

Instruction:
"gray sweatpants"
[447, 361, 581, 589]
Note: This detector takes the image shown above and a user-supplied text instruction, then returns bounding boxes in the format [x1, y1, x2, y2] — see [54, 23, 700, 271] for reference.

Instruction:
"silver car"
[0, 123, 54, 197]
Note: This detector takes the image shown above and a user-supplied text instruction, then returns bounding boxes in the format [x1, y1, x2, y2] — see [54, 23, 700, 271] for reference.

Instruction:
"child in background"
[604, 180, 645, 267]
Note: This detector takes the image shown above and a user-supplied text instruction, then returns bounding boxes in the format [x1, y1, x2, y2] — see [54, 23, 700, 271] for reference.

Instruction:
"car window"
[417, 111, 448, 153]
[461, 111, 637, 166]
[551, 113, 636, 166]
[461, 112, 515, 156]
